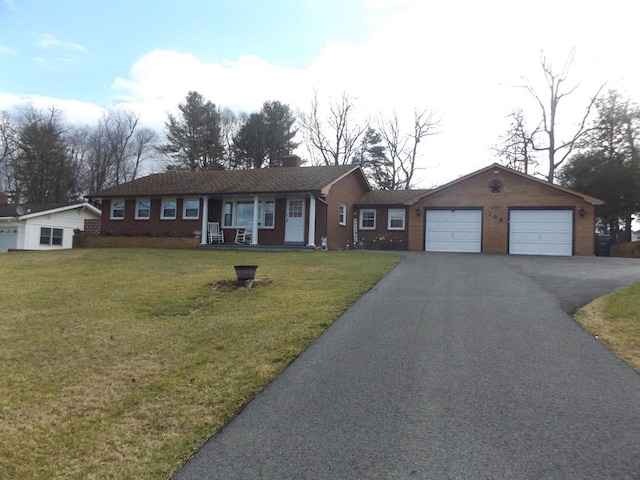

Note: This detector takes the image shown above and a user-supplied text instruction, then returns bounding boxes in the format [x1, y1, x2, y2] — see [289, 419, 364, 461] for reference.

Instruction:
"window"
[135, 199, 150, 220]
[110, 200, 125, 220]
[161, 199, 177, 219]
[222, 199, 275, 228]
[388, 209, 406, 230]
[359, 209, 376, 230]
[40, 227, 63, 246]
[339, 203, 347, 226]
[183, 198, 200, 219]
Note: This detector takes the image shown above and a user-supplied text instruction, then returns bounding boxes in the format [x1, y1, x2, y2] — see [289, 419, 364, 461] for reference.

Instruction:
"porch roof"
[90, 165, 364, 199]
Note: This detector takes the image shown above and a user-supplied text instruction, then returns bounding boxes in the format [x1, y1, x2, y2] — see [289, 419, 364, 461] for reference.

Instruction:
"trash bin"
[595, 235, 611, 257]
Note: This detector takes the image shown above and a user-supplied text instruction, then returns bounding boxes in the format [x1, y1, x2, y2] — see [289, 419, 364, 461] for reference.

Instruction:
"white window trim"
[110, 199, 125, 220]
[161, 198, 177, 220]
[182, 197, 200, 220]
[359, 209, 376, 230]
[135, 199, 151, 220]
[339, 203, 347, 226]
[222, 198, 275, 229]
[387, 208, 406, 230]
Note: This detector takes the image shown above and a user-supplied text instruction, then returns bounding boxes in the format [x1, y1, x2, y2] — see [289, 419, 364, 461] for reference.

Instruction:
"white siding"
[22, 209, 99, 250]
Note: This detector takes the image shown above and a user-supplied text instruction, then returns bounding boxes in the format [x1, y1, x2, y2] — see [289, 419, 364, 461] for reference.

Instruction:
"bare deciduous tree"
[0, 111, 17, 196]
[127, 127, 158, 181]
[521, 50, 604, 182]
[83, 110, 157, 192]
[492, 109, 538, 174]
[298, 91, 367, 165]
[376, 108, 441, 190]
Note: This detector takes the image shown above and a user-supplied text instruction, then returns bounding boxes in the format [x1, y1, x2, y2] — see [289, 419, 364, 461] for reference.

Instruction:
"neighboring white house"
[0, 201, 101, 253]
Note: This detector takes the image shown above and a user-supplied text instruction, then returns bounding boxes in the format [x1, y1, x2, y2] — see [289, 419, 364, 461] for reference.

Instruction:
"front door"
[285, 199, 305, 243]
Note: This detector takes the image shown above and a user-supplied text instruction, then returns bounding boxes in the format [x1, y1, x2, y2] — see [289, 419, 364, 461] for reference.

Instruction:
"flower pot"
[234, 265, 258, 282]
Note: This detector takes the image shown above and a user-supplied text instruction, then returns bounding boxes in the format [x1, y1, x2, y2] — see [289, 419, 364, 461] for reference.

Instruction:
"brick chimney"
[0, 192, 8, 205]
[281, 155, 302, 168]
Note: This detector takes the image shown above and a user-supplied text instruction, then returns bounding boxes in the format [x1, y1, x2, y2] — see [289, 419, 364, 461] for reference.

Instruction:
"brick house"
[90, 156, 369, 250]
[90, 159, 602, 256]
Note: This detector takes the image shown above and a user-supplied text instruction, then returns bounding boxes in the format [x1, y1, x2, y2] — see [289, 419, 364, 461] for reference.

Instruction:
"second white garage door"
[425, 209, 482, 252]
[509, 209, 573, 256]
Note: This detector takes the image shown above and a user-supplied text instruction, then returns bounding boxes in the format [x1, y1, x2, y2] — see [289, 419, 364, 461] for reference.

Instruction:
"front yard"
[575, 281, 640, 373]
[0, 248, 400, 479]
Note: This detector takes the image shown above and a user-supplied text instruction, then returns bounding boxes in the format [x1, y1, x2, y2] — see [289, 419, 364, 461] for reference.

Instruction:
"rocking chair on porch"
[208, 222, 224, 244]
[234, 227, 252, 244]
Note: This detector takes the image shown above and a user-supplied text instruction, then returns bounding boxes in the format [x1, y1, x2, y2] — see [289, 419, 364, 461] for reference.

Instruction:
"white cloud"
[34, 33, 88, 54]
[0, 93, 103, 125]
[0, 44, 16, 55]
[2, 0, 16, 10]
[6, 0, 640, 187]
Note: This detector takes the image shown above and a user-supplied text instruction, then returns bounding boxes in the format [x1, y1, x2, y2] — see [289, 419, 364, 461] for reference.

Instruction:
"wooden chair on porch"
[234, 227, 252, 244]
[208, 222, 224, 244]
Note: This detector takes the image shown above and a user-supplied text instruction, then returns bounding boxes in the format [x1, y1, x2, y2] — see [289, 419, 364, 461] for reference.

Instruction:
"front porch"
[200, 193, 321, 248]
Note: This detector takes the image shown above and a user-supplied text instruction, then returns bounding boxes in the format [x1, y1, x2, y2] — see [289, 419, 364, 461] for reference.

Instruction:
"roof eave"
[404, 163, 605, 206]
[19, 202, 102, 219]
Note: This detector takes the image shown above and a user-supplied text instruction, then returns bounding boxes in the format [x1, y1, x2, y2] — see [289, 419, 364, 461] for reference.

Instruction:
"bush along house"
[89, 158, 603, 256]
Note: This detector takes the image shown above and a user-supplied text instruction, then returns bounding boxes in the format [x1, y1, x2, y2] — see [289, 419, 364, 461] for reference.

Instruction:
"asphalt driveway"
[174, 253, 640, 480]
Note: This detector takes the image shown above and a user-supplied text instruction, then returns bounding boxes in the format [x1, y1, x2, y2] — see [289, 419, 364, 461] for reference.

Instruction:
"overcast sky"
[1, 0, 639, 187]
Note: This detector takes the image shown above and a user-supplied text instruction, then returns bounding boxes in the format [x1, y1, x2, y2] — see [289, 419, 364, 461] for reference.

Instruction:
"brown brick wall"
[611, 241, 640, 258]
[74, 235, 200, 249]
[408, 169, 597, 255]
[357, 207, 409, 250]
[101, 198, 202, 237]
[325, 171, 369, 250]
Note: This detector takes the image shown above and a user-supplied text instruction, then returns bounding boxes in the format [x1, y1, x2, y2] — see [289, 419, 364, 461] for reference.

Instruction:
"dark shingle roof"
[90, 165, 362, 198]
[0, 201, 86, 217]
[356, 189, 431, 206]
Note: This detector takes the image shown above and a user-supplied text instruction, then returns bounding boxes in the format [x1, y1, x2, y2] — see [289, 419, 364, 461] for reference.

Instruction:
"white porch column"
[200, 196, 209, 244]
[307, 194, 316, 247]
[251, 195, 259, 245]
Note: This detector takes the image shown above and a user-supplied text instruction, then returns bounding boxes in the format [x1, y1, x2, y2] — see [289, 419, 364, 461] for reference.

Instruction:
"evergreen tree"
[234, 100, 298, 168]
[560, 89, 640, 241]
[161, 91, 224, 171]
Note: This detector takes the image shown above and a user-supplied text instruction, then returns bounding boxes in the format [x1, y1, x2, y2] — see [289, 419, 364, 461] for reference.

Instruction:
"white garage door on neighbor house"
[0, 227, 18, 253]
[509, 209, 573, 256]
[425, 209, 482, 253]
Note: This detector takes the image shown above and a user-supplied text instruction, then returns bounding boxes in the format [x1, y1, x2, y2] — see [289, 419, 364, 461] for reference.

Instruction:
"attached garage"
[425, 209, 482, 253]
[509, 209, 573, 256]
[355, 163, 603, 255]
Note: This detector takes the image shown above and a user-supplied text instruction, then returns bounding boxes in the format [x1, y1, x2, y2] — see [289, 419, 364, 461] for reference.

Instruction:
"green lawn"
[575, 281, 640, 373]
[0, 248, 401, 480]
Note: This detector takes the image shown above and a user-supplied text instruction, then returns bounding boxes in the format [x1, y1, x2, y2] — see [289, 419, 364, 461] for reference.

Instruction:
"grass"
[575, 281, 640, 373]
[0, 248, 401, 480]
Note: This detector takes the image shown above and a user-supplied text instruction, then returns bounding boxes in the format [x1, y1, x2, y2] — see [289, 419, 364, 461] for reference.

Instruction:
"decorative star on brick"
[488, 179, 503, 193]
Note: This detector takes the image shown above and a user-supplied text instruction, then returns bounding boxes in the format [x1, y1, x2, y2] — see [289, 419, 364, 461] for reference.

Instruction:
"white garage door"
[425, 210, 482, 253]
[509, 210, 573, 256]
[0, 227, 18, 253]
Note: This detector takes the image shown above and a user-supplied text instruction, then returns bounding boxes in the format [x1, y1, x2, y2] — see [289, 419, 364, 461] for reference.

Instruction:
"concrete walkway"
[174, 253, 640, 479]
